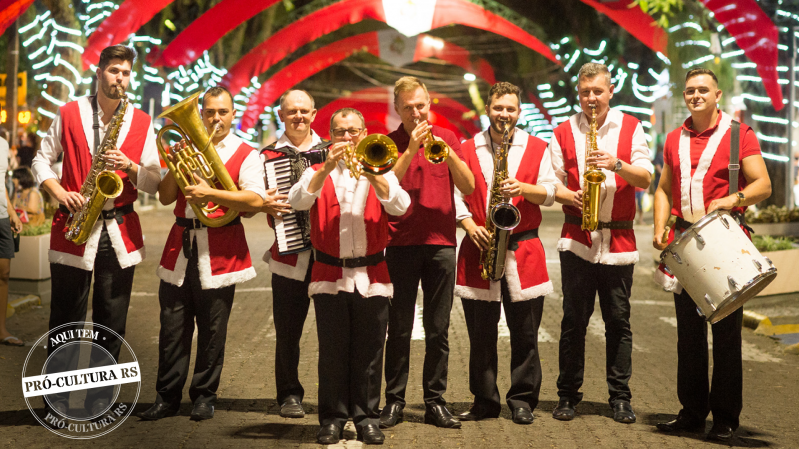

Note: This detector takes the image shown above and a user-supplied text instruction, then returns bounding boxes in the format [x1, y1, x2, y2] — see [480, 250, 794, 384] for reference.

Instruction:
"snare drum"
[661, 210, 778, 324]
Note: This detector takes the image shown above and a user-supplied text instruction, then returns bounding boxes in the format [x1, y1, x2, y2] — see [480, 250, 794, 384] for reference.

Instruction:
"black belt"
[675, 216, 694, 231]
[508, 228, 539, 251]
[59, 203, 134, 225]
[314, 249, 385, 268]
[564, 214, 634, 230]
[176, 216, 242, 259]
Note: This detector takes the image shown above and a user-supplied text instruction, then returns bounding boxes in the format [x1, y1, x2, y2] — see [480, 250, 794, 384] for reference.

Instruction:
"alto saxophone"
[64, 88, 127, 245]
[582, 104, 605, 231]
[480, 121, 521, 281]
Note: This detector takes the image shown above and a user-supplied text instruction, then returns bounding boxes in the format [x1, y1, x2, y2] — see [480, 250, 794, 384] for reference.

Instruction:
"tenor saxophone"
[479, 121, 521, 281]
[64, 88, 127, 245]
[581, 104, 605, 232]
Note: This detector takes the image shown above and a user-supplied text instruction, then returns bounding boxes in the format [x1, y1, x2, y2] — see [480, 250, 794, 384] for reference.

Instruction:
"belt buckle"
[340, 258, 354, 269]
[102, 209, 115, 220]
[192, 220, 204, 230]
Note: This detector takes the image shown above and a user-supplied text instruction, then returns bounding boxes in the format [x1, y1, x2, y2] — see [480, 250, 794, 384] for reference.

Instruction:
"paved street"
[1, 207, 798, 448]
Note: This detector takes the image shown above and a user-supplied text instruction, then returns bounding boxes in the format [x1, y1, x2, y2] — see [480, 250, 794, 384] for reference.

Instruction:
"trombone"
[342, 134, 398, 179]
[415, 118, 450, 164]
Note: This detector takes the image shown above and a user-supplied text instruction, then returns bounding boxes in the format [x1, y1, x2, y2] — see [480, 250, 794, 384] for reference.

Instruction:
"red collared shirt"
[386, 123, 464, 247]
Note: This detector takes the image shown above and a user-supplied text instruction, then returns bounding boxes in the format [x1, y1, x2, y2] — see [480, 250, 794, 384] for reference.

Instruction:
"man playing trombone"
[288, 108, 410, 444]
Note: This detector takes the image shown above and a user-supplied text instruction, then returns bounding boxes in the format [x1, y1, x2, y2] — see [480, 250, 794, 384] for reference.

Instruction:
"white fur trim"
[679, 112, 732, 221]
[103, 217, 144, 269]
[653, 266, 683, 293]
[557, 237, 600, 264]
[49, 219, 103, 270]
[599, 250, 639, 266]
[194, 229, 256, 289]
[308, 280, 393, 298]
[454, 284, 492, 302]
[265, 249, 311, 281]
[519, 280, 553, 301]
[473, 131, 496, 210]
[507, 129, 530, 180]
[157, 240, 190, 287]
[568, 113, 587, 188]
[503, 251, 553, 301]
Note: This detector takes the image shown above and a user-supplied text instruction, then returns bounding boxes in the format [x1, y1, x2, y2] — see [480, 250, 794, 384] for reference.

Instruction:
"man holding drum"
[653, 68, 772, 441]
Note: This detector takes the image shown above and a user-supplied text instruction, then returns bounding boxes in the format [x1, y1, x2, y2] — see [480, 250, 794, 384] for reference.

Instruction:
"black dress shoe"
[190, 402, 214, 421]
[317, 424, 342, 444]
[552, 398, 575, 421]
[90, 399, 110, 416]
[458, 404, 500, 421]
[279, 398, 305, 418]
[379, 403, 403, 428]
[512, 407, 534, 425]
[424, 404, 462, 429]
[656, 412, 705, 432]
[357, 424, 385, 445]
[612, 401, 636, 424]
[137, 403, 179, 421]
[707, 422, 734, 441]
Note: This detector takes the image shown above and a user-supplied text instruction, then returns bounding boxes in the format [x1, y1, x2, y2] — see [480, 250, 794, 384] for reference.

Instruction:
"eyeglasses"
[331, 128, 363, 137]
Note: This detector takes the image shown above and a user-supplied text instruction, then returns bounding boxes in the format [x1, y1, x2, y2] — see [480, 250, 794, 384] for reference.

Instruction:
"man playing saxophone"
[454, 82, 557, 425]
[138, 86, 265, 422]
[548, 63, 653, 424]
[31, 45, 162, 416]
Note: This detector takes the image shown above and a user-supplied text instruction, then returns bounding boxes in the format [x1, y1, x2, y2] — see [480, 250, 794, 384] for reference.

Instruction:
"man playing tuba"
[548, 63, 653, 424]
[454, 82, 557, 425]
[32, 45, 162, 417]
[138, 86, 265, 422]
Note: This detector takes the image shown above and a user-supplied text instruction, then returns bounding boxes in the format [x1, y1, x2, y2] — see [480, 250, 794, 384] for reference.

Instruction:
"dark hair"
[12, 168, 35, 190]
[98, 45, 137, 70]
[486, 82, 521, 108]
[202, 85, 234, 108]
[329, 107, 365, 131]
[279, 89, 315, 110]
[685, 68, 718, 85]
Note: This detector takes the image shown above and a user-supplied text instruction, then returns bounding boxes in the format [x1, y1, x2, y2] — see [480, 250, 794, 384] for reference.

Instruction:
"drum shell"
[661, 210, 777, 323]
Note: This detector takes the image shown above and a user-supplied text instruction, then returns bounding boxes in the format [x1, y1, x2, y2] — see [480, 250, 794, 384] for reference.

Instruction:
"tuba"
[416, 118, 450, 164]
[157, 92, 239, 228]
[480, 121, 521, 281]
[64, 87, 126, 245]
[343, 134, 398, 179]
[582, 104, 605, 232]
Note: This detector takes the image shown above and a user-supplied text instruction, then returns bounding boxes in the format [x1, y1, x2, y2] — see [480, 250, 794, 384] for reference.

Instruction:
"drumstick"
[662, 226, 670, 244]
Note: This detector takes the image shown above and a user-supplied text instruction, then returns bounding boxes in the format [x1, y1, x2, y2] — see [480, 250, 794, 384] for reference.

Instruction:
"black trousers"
[556, 250, 634, 406]
[154, 247, 235, 406]
[384, 245, 455, 408]
[461, 278, 544, 413]
[674, 289, 743, 429]
[314, 292, 389, 429]
[271, 259, 313, 405]
[47, 225, 135, 408]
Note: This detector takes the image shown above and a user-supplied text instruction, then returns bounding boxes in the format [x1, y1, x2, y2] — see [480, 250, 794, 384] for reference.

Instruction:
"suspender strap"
[729, 120, 740, 195]
[91, 96, 101, 154]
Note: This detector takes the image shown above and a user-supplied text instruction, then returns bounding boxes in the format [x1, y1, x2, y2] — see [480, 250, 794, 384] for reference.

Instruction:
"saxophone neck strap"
[91, 96, 101, 153]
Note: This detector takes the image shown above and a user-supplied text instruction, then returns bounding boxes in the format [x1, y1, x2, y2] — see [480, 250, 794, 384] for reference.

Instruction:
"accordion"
[263, 143, 329, 256]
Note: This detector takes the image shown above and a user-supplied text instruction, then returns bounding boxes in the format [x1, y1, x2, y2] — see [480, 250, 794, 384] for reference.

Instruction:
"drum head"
[706, 269, 778, 324]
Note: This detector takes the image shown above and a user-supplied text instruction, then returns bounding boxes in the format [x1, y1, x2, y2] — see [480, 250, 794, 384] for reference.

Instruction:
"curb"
[5, 294, 41, 319]
[743, 310, 771, 330]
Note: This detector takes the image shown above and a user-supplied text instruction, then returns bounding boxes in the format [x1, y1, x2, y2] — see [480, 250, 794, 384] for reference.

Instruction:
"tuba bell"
[157, 92, 240, 228]
[343, 134, 398, 179]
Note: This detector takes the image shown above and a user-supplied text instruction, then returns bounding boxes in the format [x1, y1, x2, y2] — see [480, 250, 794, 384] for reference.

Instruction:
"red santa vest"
[554, 111, 639, 265]
[157, 142, 256, 289]
[307, 165, 392, 298]
[455, 130, 552, 302]
[49, 99, 150, 270]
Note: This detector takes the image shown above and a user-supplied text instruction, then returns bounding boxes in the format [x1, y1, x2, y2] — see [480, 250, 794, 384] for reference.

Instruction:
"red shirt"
[663, 112, 761, 219]
[387, 123, 464, 247]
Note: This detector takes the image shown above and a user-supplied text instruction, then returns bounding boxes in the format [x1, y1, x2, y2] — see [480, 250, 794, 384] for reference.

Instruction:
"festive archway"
[219, 0, 557, 95]
[238, 31, 496, 130]
[0, 0, 34, 35]
[579, 0, 667, 55]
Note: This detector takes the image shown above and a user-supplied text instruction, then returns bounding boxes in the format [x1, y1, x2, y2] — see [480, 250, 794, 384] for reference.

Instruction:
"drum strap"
[729, 120, 740, 195]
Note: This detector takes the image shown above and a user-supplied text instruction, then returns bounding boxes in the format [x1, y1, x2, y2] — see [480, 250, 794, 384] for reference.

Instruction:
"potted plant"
[754, 235, 799, 296]
[746, 205, 799, 237]
[10, 219, 51, 281]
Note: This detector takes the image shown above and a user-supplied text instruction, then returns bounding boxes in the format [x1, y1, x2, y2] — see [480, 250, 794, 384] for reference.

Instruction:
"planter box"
[750, 222, 799, 237]
[10, 233, 51, 281]
[757, 248, 799, 296]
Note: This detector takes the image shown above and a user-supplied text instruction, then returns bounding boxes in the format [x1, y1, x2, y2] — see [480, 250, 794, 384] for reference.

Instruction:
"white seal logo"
[21, 322, 141, 439]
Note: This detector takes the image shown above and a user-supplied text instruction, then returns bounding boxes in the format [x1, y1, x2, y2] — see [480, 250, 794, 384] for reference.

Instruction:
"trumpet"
[415, 118, 449, 164]
[157, 92, 240, 228]
[342, 134, 398, 179]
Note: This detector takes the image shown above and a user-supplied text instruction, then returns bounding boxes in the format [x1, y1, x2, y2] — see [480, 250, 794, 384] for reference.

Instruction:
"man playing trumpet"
[138, 86, 265, 422]
[288, 108, 410, 444]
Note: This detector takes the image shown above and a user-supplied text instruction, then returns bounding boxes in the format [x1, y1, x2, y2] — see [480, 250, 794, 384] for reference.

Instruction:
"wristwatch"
[736, 191, 745, 206]
[611, 158, 623, 173]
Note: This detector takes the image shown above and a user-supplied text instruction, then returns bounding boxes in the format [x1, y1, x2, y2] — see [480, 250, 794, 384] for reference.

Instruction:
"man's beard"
[491, 118, 515, 134]
[102, 82, 124, 99]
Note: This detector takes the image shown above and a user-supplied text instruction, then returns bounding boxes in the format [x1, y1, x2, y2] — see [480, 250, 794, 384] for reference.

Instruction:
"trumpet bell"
[357, 134, 398, 176]
[424, 139, 448, 164]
